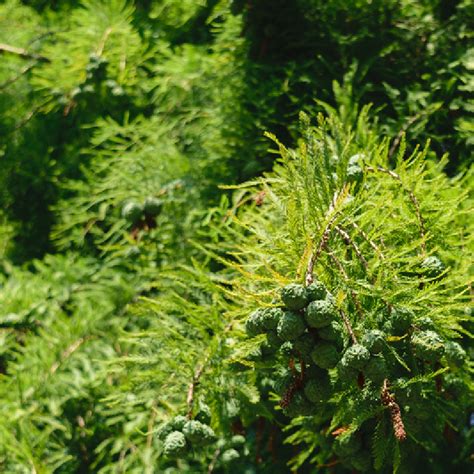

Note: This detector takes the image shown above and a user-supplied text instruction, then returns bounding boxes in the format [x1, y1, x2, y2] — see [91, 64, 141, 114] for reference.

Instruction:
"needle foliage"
[0, 0, 472, 472]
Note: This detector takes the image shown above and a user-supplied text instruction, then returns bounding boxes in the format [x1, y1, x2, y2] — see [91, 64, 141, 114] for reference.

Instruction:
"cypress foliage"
[0, 0, 472, 472]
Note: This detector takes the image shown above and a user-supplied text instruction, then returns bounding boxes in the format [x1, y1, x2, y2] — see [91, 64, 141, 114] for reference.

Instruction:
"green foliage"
[202, 111, 472, 471]
[0, 0, 472, 473]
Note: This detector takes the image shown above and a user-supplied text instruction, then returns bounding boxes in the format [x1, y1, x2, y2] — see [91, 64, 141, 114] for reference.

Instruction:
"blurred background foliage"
[0, 0, 472, 472]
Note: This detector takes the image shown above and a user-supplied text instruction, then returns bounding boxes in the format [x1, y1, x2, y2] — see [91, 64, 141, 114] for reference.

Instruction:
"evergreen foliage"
[0, 0, 472, 472]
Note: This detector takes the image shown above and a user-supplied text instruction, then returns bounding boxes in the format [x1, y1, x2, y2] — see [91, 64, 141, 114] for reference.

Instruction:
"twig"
[366, 165, 426, 256]
[335, 225, 369, 271]
[146, 402, 158, 449]
[208, 447, 222, 473]
[305, 191, 342, 285]
[7, 98, 52, 135]
[381, 379, 406, 441]
[388, 116, 419, 159]
[351, 222, 385, 260]
[97, 27, 113, 56]
[339, 309, 358, 344]
[327, 249, 364, 319]
[280, 376, 304, 409]
[0, 43, 49, 62]
[0, 63, 36, 90]
[50, 336, 91, 374]
[306, 221, 334, 285]
[186, 322, 234, 418]
[187, 364, 205, 418]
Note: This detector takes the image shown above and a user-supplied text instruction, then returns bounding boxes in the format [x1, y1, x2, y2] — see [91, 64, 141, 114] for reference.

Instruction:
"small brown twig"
[351, 222, 386, 261]
[186, 321, 234, 418]
[280, 378, 303, 409]
[306, 219, 335, 286]
[381, 379, 406, 442]
[0, 43, 49, 62]
[207, 447, 222, 473]
[388, 115, 421, 159]
[339, 309, 358, 345]
[335, 225, 369, 272]
[50, 336, 91, 374]
[186, 363, 205, 418]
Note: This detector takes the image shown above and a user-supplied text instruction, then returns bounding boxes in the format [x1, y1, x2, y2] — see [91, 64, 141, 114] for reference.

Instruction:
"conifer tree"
[0, 1, 472, 472]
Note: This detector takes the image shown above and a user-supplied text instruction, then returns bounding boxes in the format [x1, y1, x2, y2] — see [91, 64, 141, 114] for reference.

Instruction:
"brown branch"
[339, 309, 358, 345]
[335, 225, 369, 271]
[381, 379, 406, 441]
[187, 364, 205, 418]
[351, 222, 385, 260]
[306, 220, 334, 286]
[0, 43, 49, 62]
[366, 165, 426, 256]
[317, 459, 341, 469]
